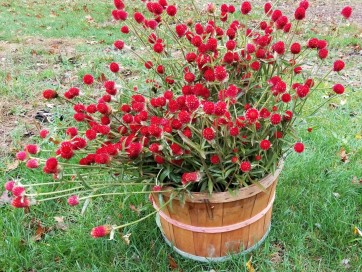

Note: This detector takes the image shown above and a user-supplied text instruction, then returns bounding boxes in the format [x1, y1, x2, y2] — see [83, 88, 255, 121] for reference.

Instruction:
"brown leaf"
[339, 148, 349, 163]
[122, 233, 131, 245]
[97, 73, 107, 83]
[0, 191, 12, 206]
[49, 137, 60, 145]
[5, 73, 12, 84]
[129, 204, 141, 216]
[352, 176, 362, 184]
[6, 160, 19, 172]
[33, 223, 49, 241]
[31, 49, 37, 56]
[83, 5, 89, 13]
[167, 255, 179, 270]
[54, 216, 68, 231]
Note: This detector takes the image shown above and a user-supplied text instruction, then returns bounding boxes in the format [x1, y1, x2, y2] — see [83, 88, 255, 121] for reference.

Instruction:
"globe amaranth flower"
[341, 6, 352, 19]
[91, 225, 112, 238]
[294, 142, 305, 153]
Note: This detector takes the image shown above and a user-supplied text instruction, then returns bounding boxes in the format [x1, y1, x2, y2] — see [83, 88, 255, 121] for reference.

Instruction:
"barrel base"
[156, 214, 271, 263]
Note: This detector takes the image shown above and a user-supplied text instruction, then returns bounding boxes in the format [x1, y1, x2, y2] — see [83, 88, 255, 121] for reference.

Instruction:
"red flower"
[240, 161, 251, 172]
[66, 127, 78, 138]
[210, 155, 220, 164]
[16, 151, 27, 161]
[281, 93, 291, 103]
[39, 129, 48, 138]
[109, 62, 120, 73]
[272, 41, 285, 55]
[86, 129, 97, 140]
[214, 66, 228, 81]
[264, 2, 272, 15]
[299, 0, 309, 10]
[245, 108, 259, 123]
[127, 142, 143, 159]
[185, 95, 199, 111]
[333, 84, 345, 94]
[83, 74, 94, 85]
[133, 12, 144, 23]
[25, 144, 38, 154]
[45, 157, 58, 171]
[91, 225, 111, 238]
[204, 69, 215, 82]
[333, 60, 345, 72]
[12, 196, 30, 208]
[203, 102, 214, 114]
[184, 72, 195, 83]
[240, 1, 252, 15]
[153, 43, 163, 53]
[250, 61, 260, 71]
[144, 61, 153, 69]
[214, 101, 227, 116]
[95, 153, 110, 164]
[290, 43, 301, 54]
[202, 128, 215, 141]
[120, 25, 129, 33]
[181, 172, 201, 185]
[178, 110, 191, 124]
[12, 186, 25, 197]
[226, 40, 236, 51]
[296, 85, 310, 98]
[307, 38, 319, 49]
[4, 180, 15, 191]
[166, 5, 177, 16]
[67, 195, 79, 206]
[270, 113, 282, 125]
[229, 127, 239, 136]
[294, 142, 304, 153]
[260, 139, 271, 150]
[318, 48, 328, 59]
[26, 159, 39, 169]
[43, 89, 58, 99]
[175, 24, 188, 37]
[294, 7, 306, 20]
[113, 0, 124, 10]
[341, 6, 352, 19]
[271, 10, 282, 22]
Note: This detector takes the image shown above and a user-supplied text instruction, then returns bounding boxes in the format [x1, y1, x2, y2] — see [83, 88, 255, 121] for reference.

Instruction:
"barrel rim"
[156, 160, 283, 204]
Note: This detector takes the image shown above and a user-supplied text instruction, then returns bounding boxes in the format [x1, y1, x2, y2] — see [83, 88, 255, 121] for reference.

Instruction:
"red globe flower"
[83, 74, 94, 85]
[240, 161, 251, 172]
[240, 1, 252, 15]
[341, 6, 352, 19]
[333, 60, 345, 72]
[202, 128, 215, 141]
[294, 142, 304, 153]
[260, 139, 271, 150]
[333, 84, 345, 94]
[91, 225, 112, 238]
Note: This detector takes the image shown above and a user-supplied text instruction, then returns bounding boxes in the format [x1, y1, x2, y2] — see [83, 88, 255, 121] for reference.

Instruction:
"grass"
[1, 0, 361, 271]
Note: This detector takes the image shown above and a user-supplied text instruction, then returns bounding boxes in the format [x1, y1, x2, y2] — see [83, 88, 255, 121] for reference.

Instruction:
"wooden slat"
[246, 178, 277, 248]
[152, 194, 175, 244]
[220, 195, 257, 255]
[166, 198, 195, 255]
[189, 201, 223, 257]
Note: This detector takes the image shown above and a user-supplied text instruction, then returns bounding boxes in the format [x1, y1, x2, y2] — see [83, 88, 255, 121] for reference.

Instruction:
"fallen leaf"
[329, 103, 339, 109]
[0, 191, 12, 206]
[352, 176, 362, 184]
[6, 160, 19, 172]
[353, 226, 362, 237]
[49, 137, 60, 145]
[97, 73, 107, 83]
[129, 204, 142, 216]
[33, 223, 48, 241]
[339, 148, 349, 163]
[31, 49, 37, 56]
[332, 192, 340, 198]
[341, 258, 351, 268]
[85, 15, 95, 24]
[83, 5, 89, 13]
[167, 255, 179, 270]
[5, 73, 12, 84]
[54, 216, 68, 231]
[246, 256, 255, 272]
[122, 233, 131, 245]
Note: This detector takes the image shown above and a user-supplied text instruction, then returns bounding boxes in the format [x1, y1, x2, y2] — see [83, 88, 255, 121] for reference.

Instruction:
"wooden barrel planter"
[152, 163, 283, 262]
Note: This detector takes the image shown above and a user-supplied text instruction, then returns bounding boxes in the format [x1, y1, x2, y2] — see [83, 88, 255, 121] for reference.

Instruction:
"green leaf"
[208, 179, 213, 194]
[178, 131, 206, 159]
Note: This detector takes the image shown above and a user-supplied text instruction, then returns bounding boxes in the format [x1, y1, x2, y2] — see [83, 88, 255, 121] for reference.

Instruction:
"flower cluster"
[5, 0, 352, 238]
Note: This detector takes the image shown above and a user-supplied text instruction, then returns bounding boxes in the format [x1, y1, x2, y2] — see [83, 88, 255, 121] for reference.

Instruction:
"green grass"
[1, 0, 361, 271]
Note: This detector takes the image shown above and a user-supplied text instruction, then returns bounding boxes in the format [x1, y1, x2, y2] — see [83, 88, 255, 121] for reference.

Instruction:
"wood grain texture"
[154, 165, 281, 257]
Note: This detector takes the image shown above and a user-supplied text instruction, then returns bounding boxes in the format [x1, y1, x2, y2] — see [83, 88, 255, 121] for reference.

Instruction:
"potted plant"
[5, 0, 352, 262]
